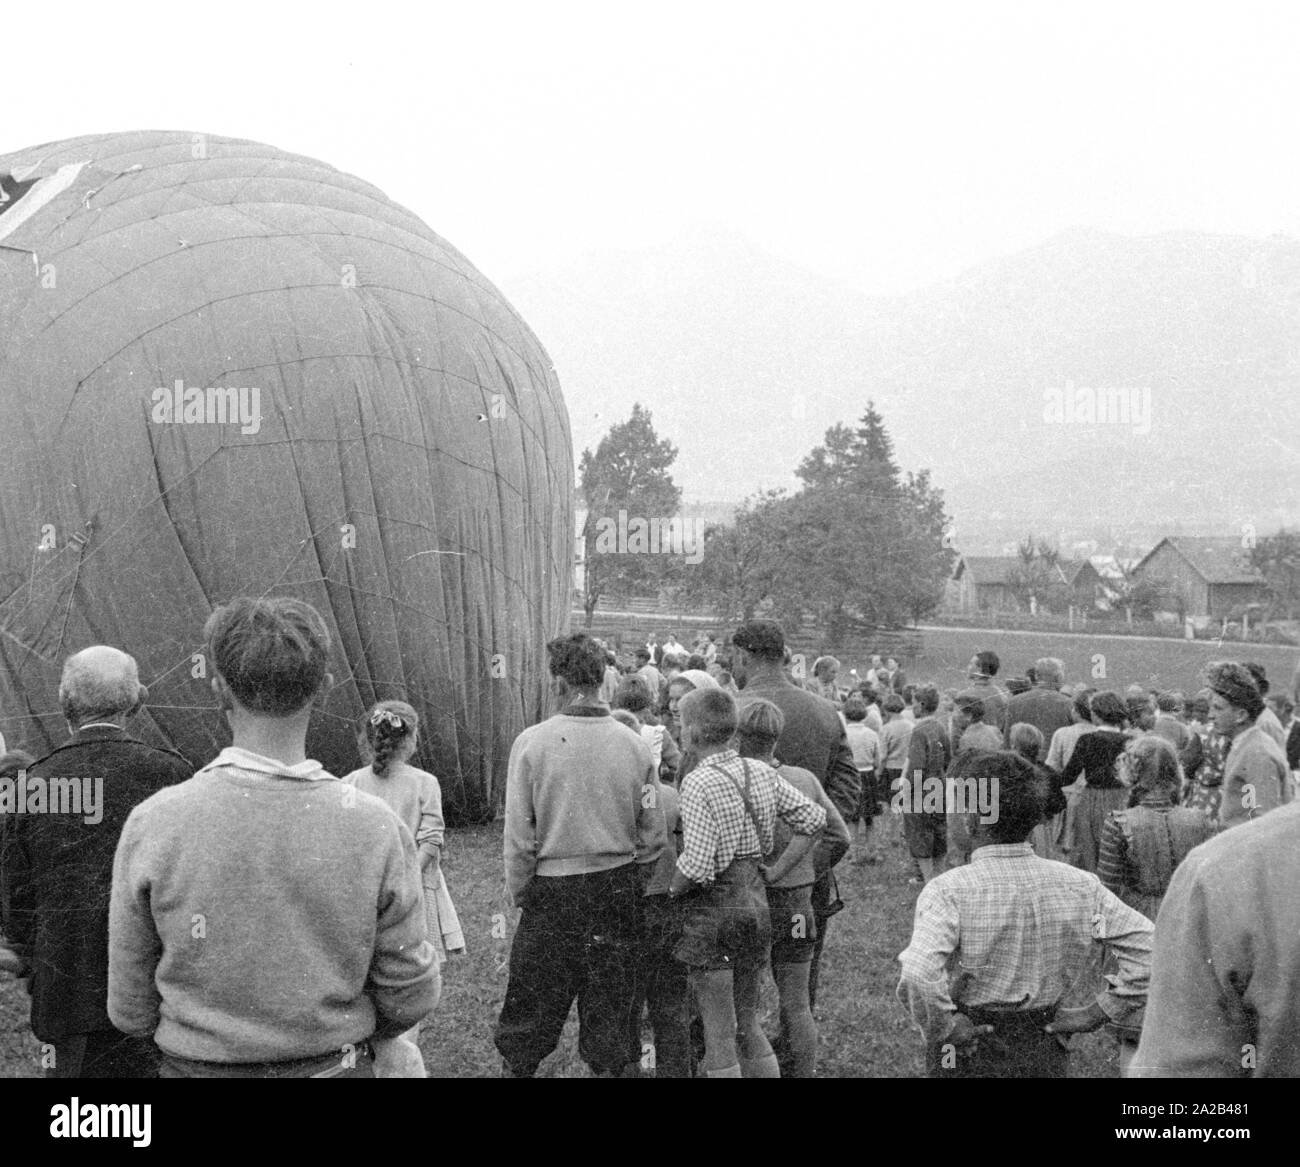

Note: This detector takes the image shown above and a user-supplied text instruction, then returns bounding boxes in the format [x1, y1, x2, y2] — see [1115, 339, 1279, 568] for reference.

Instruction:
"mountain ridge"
[499, 225, 1300, 554]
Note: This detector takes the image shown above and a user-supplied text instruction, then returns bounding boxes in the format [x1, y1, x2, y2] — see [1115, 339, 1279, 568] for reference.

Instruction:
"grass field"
[6, 622, 1256, 1078]
[0, 817, 1117, 1078]
[857, 625, 1297, 699]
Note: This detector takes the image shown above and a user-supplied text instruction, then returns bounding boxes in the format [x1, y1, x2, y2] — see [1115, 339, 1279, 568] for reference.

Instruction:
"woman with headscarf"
[667, 670, 720, 780]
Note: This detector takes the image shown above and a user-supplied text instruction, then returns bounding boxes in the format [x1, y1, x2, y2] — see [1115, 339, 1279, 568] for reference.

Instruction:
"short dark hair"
[613, 675, 653, 713]
[686, 653, 708, 671]
[1089, 691, 1128, 728]
[974, 650, 1000, 677]
[883, 694, 905, 715]
[731, 619, 786, 661]
[978, 751, 1048, 843]
[1073, 687, 1097, 721]
[548, 633, 607, 689]
[902, 684, 916, 703]
[843, 696, 868, 722]
[205, 597, 331, 716]
[914, 684, 940, 714]
[1155, 691, 1182, 714]
[955, 695, 984, 722]
[634, 646, 651, 663]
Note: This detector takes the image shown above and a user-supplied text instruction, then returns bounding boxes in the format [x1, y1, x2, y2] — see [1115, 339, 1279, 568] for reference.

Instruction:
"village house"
[1131, 536, 1267, 625]
[948, 555, 1106, 614]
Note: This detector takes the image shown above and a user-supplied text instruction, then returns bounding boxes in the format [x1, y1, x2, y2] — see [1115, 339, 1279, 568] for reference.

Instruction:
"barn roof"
[955, 555, 1090, 586]
[953, 556, 1020, 585]
[1134, 536, 1265, 585]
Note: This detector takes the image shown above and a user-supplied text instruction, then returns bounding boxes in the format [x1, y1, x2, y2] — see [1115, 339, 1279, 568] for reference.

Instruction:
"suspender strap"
[722, 758, 767, 849]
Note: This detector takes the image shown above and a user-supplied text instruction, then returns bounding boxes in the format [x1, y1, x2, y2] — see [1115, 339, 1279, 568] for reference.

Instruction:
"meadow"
[5, 622, 1287, 1078]
[837, 624, 1296, 700]
[0, 818, 1116, 1078]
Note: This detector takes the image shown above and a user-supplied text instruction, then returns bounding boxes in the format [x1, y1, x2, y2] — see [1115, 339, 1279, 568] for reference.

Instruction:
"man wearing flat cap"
[0, 647, 191, 1077]
[1206, 661, 1291, 830]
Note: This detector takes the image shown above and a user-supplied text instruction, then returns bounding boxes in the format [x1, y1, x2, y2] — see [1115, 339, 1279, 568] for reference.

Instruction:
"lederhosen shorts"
[766, 882, 817, 965]
[674, 857, 772, 972]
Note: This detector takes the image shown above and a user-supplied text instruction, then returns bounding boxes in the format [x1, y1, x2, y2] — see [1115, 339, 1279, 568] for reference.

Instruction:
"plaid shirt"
[897, 843, 1152, 1043]
[676, 750, 826, 884]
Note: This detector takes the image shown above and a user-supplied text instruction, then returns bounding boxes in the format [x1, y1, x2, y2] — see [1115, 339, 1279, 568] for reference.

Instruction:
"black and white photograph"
[0, 0, 1296, 1132]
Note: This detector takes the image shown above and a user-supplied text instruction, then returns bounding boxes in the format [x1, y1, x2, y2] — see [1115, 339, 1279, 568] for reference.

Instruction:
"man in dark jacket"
[957, 650, 1009, 731]
[0, 646, 190, 1077]
[731, 620, 859, 1009]
[1003, 658, 1074, 761]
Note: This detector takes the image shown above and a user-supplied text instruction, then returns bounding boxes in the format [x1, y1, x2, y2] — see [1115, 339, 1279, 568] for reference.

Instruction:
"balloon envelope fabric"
[0, 131, 573, 822]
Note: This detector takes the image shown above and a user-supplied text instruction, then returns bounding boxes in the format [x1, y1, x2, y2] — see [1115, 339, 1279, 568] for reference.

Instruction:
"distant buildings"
[947, 535, 1267, 623]
[1130, 536, 1267, 622]
[948, 556, 1021, 613]
[947, 555, 1102, 614]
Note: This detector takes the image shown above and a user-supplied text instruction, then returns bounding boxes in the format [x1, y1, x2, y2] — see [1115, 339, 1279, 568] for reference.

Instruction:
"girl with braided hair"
[344, 700, 465, 1075]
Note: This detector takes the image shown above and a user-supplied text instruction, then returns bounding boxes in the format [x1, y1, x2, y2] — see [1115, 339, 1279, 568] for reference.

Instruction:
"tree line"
[577, 401, 955, 646]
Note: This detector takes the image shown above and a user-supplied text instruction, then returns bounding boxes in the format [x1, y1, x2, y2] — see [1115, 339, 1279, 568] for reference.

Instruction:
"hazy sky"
[6, 2, 1298, 297]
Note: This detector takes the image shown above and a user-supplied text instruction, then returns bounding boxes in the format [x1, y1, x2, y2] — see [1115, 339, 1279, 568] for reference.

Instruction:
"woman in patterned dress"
[1183, 713, 1230, 822]
[1096, 735, 1215, 1075]
[1097, 735, 1216, 919]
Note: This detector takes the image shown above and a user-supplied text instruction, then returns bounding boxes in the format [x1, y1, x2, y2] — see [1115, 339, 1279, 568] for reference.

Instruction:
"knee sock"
[739, 1051, 781, 1078]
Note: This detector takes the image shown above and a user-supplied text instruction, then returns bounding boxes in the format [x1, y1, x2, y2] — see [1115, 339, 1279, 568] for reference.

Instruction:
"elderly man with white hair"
[0, 646, 191, 1078]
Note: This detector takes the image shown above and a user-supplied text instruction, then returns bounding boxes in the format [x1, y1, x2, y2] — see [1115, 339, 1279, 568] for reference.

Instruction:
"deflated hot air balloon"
[0, 131, 573, 821]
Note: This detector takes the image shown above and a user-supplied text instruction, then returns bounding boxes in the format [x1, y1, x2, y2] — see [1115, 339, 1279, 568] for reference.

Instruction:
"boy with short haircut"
[497, 633, 665, 1077]
[898, 752, 1153, 1078]
[668, 688, 826, 1078]
[629, 760, 689, 1077]
[735, 699, 849, 1078]
[108, 597, 439, 1077]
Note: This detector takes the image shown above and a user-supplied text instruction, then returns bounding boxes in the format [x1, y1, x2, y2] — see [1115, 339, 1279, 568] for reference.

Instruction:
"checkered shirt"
[897, 843, 1152, 1043]
[676, 749, 826, 884]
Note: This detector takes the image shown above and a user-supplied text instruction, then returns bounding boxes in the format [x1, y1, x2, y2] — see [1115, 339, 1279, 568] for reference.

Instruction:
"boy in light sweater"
[496, 632, 666, 1078]
[108, 597, 439, 1077]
